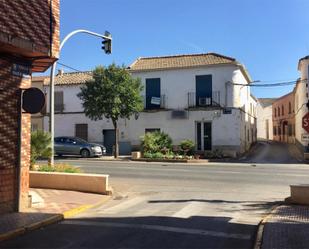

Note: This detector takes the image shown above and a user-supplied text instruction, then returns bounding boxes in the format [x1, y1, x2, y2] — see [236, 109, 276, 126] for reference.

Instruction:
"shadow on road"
[0, 215, 258, 249]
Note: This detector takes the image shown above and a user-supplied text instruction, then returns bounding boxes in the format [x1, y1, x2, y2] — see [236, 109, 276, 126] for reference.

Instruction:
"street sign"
[22, 87, 45, 114]
[302, 134, 309, 141]
[302, 112, 309, 133]
[12, 63, 31, 77]
[151, 97, 161, 105]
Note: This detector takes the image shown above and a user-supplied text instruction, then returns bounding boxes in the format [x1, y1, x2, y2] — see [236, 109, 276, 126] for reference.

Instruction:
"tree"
[77, 64, 144, 158]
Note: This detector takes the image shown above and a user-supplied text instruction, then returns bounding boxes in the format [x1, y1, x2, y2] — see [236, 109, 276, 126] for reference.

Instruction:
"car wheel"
[80, 149, 90, 158]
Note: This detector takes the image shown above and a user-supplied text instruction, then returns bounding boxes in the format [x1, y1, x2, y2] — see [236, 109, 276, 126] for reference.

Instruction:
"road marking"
[99, 197, 146, 214]
[62, 220, 251, 240]
[172, 202, 205, 218]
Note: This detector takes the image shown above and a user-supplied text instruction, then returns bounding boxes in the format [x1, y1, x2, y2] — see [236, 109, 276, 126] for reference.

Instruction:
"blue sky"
[39, 0, 309, 98]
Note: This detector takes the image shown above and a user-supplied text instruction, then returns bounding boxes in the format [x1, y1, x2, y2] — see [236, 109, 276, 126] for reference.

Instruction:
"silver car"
[54, 136, 106, 157]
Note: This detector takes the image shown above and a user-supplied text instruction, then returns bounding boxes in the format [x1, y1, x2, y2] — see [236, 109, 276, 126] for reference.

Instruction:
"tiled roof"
[258, 98, 277, 107]
[43, 71, 93, 85]
[128, 53, 237, 71]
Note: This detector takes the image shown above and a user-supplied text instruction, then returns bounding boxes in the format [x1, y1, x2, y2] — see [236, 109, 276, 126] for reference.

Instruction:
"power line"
[232, 79, 307, 87]
[57, 62, 83, 72]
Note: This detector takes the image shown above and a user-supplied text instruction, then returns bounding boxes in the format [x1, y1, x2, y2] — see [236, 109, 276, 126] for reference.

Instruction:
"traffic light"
[102, 31, 112, 54]
[102, 38, 112, 54]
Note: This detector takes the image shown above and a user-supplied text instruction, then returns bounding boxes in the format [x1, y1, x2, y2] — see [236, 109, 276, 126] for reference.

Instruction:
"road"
[1, 142, 309, 248]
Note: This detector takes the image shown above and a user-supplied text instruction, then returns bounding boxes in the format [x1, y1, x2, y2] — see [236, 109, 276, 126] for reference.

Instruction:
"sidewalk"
[0, 188, 111, 242]
[261, 204, 309, 249]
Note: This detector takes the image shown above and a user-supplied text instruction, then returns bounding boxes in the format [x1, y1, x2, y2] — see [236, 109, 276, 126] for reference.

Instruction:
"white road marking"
[172, 202, 205, 218]
[99, 196, 146, 214]
[62, 220, 251, 240]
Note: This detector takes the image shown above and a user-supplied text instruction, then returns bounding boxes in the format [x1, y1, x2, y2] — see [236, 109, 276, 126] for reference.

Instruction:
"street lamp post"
[49, 30, 112, 165]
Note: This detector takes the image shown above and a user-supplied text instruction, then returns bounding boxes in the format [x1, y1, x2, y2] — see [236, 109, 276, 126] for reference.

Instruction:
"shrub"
[31, 130, 52, 168]
[143, 152, 164, 159]
[179, 139, 195, 155]
[37, 163, 82, 173]
[141, 131, 172, 154]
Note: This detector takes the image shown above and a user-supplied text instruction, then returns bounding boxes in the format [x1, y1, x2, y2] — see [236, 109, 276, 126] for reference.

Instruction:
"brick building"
[0, 0, 59, 214]
[272, 92, 295, 143]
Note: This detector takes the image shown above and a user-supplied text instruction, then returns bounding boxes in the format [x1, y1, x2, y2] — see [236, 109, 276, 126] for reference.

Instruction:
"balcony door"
[196, 122, 212, 151]
[196, 75, 212, 106]
[146, 78, 161, 110]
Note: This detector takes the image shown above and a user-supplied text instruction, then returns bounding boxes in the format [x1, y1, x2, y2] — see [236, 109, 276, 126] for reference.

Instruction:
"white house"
[256, 98, 276, 140]
[41, 53, 257, 156]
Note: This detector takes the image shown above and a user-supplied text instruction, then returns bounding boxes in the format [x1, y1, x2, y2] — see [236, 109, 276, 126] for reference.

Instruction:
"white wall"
[295, 58, 309, 148]
[257, 102, 273, 140]
[131, 65, 249, 109]
[44, 84, 84, 113]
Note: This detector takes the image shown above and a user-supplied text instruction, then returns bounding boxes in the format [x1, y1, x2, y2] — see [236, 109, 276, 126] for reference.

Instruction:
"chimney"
[57, 69, 64, 76]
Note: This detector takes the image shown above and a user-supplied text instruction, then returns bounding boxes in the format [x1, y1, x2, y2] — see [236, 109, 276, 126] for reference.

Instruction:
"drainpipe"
[225, 81, 230, 107]
[16, 89, 22, 212]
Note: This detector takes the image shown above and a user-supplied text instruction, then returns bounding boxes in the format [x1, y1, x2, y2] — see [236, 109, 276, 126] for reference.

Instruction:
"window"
[145, 78, 161, 110]
[282, 105, 284, 115]
[75, 124, 88, 141]
[278, 107, 280, 116]
[145, 128, 160, 133]
[273, 126, 277, 136]
[274, 108, 277, 117]
[196, 75, 212, 107]
[278, 127, 281, 135]
[55, 91, 64, 112]
[289, 102, 292, 114]
[247, 129, 249, 141]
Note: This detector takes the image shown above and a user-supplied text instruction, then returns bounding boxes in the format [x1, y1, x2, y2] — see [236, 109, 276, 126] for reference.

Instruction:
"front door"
[103, 129, 116, 155]
[196, 122, 212, 151]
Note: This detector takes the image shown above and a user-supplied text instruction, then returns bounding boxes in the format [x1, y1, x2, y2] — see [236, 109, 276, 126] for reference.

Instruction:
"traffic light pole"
[49, 29, 112, 165]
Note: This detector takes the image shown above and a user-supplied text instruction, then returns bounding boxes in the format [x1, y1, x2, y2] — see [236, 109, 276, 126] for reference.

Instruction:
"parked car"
[54, 136, 106, 157]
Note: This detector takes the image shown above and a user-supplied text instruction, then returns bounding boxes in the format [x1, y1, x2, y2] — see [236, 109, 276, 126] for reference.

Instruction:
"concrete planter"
[131, 158, 208, 163]
[286, 185, 309, 205]
[30, 171, 112, 195]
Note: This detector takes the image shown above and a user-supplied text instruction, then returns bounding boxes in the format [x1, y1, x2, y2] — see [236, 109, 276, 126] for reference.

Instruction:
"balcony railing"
[188, 91, 221, 108]
[143, 95, 167, 110]
[55, 103, 65, 113]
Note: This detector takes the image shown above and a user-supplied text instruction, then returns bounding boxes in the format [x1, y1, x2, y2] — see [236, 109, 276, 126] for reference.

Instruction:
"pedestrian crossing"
[68, 193, 271, 243]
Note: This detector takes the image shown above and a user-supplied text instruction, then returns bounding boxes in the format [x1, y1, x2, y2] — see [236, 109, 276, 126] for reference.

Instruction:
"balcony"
[188, 91, 221, 108]
[143, 95, 167, 110]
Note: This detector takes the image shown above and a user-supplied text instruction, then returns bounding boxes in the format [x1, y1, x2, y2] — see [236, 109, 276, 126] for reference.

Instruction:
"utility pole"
[49, 30, 112, 165]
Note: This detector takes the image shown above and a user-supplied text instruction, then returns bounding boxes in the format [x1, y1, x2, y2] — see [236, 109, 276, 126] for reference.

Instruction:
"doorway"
[196, 122, 212, 151]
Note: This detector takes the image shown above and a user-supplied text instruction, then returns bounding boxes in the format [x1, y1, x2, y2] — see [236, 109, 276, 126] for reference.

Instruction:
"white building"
[294, 56, 309, 151]
[256, 98, 276, 140]
[41, 53, 257, 156]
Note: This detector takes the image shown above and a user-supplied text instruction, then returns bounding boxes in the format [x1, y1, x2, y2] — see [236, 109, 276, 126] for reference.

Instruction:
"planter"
[286, 185, 309, 205]
[30, 171, 112, 195]
[131, 158, 208, 163]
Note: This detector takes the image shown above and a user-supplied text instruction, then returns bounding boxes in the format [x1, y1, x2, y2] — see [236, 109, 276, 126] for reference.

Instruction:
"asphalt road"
[2, 142, 309, 249]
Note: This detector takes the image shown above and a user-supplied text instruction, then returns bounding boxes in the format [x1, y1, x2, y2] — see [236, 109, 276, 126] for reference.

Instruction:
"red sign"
[302, 113, 309, 133]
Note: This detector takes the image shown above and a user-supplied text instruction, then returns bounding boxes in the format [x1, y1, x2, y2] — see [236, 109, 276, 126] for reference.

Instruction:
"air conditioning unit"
[199, 97, 211, 106]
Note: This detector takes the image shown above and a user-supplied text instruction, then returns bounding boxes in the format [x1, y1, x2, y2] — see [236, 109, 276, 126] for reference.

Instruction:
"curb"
[253, 204, 280, 249]
[0, 195, 112, 243]
[0, 214, 63, 242]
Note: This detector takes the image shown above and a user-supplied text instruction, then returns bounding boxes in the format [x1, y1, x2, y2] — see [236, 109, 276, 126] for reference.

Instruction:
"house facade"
[257, 98, 276, 140]
[294, 56, 309, 151]
[272, 92, 295, 143]
[42, 53, 257, 157]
